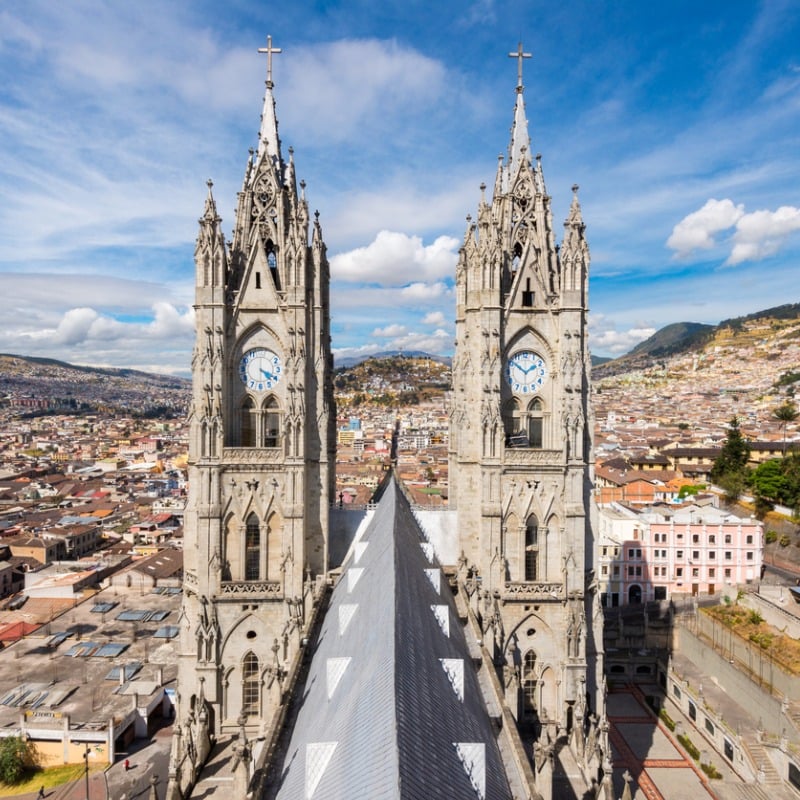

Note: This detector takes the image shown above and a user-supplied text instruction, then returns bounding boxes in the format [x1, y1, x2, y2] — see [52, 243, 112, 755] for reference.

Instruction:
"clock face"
[239, 348, 282, 392]
[506, 350, 547, 394]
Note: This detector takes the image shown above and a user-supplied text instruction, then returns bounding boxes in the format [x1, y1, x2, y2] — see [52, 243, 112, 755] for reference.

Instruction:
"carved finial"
[572, 183, 580, 194]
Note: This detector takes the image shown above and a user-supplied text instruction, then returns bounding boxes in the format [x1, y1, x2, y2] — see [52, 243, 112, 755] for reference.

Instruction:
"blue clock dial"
[239, 348, 282, 392]
[505, 350, 547, 394]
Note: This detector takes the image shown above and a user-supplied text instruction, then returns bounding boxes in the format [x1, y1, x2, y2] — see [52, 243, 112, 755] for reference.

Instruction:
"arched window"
[504, 399, 523, 445]
[522, 649, 537, 716]
[528, 398, 543, 449]
[525, 516, 539, 581]
[241, 397, 256, 447]
[263, 396, 280, 447]
[245, 514, 260, 581]
[512, 241, 523, 272]
[242, 652, 260, 715]
[266, 239, 280, 289]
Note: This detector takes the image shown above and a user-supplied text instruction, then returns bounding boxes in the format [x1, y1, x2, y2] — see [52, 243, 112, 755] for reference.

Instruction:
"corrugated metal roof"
[272, 478, 513, 800]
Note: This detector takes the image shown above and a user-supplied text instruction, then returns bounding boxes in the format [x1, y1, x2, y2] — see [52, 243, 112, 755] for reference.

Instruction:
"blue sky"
[0, 1, 798, 375]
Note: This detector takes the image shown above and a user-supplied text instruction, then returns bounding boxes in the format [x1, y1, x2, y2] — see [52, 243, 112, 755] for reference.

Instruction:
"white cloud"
[331, 231, 459, 284]
[372, 323, 408, 338]
[727, 205, 800, 265]
[423, 311, 447, 326]
[589, 314, 656, 355]
[666, 198, 744, 257]
[282, 39, 447, 142]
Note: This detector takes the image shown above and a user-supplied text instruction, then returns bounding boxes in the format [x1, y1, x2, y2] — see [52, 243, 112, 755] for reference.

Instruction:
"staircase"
[741, 734, 783, 787]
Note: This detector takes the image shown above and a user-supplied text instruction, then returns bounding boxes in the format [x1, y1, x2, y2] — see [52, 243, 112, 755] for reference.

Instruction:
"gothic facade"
[449, 48, 605, 753]
[167, 40, 335, 799]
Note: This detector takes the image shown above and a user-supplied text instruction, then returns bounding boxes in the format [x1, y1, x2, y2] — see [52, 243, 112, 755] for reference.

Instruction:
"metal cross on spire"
[508, 42, 532, 89]
[258, 35, 282, 88]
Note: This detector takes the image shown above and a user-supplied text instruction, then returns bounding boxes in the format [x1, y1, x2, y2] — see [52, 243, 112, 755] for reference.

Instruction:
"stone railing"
[222, 447, 284, 464]
[502, 581, 564, 601]
[218, 580, 282, 598]
[503, 448, 562, 466]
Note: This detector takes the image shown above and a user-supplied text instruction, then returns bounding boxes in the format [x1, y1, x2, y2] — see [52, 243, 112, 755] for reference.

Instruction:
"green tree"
[773, 401, 798, 455]
[0, 736, 38, 784]
[750, 459, 788, 503]
[711, 417, 750, 500]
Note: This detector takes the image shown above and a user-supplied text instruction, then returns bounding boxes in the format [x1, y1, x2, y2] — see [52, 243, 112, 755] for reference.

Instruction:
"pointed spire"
[256, 35, 283, 169]
[508, 88, 531, 179]
[506, 43, 533, 183]
[566, 184, 584, 228]
[201, 179, 219, 222]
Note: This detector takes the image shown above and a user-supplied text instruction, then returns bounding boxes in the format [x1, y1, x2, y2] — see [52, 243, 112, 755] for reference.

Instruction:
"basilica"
[166, 37, 608, 800]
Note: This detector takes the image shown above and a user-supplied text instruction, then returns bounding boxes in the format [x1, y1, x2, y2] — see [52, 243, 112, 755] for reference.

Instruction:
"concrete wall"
[693, 612, 800, 702]
[676, 626, 790, 738]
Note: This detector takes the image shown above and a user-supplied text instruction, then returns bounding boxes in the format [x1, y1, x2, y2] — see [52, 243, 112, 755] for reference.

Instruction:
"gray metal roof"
[272, 477, 513, 800]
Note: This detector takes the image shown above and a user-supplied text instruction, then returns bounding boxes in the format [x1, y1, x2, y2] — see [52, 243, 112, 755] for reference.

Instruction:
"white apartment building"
[597, 502, 763, 606]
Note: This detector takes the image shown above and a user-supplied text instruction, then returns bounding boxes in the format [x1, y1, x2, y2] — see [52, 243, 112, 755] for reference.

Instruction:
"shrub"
[780, 534, 791, 547]
[701, 762, 722, 779]
[659, 708, 676, 731]
[0, 736, 38, 784]
[678, 734, 701, 761]
[765, 530, 778, 544]
[747, 610, 764, 625]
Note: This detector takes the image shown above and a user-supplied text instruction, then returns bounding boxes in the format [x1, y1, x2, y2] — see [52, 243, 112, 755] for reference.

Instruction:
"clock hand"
[260, 368, 274, 380]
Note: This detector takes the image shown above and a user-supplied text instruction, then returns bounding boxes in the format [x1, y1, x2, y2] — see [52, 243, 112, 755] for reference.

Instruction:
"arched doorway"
[628, 584, 642, 604]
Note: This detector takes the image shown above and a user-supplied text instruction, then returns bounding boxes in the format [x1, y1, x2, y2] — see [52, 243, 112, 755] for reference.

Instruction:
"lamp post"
[83, 743, 90, 800]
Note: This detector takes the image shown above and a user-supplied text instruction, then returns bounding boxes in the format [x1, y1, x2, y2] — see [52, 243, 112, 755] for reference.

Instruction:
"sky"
[0, 1, 799, 376]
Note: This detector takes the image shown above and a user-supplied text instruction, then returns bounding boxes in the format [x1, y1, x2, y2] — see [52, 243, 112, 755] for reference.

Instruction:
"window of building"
[746, 551, 753, 560]
[263, 396, 281, 447]
[522, 650, 537, 716]
[245, 515, 260, 581]
[635, 566, 642, 577]
[692, 568, 699, 577]
[688, 700, 697, 721]
[241, 397, 256, 447]
[724, 568, 731, 578]
[725, 534, 732, 544]
[677, 550, 684, 559]
[676, 567, 683, 577]
[746, 535, 753, 544]
[525, 516, 539, 581]
[242, 652, 260, 715]
[709, 551, 716, 559]
[693, 534, 700, 543]
[709, 568, 716, 578]
[601, 565, 608, 576]
[725, 551, 732, 560]
[528, 398, 543, 448]
[613, 565, 620, 576]
[692, 550, 700, 560]
[628, 566, 635, 577]
[709, 535, 716, 544]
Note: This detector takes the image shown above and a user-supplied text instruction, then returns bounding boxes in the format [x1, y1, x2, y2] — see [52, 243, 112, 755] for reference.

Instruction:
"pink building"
[597, 503, 763, 606]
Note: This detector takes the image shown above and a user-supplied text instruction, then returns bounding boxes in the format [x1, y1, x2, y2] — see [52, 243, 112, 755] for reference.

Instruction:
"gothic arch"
[223, 513, 240, 581]
[244, 512, 260, 581]
[240, 396, 256, 447]
[539, 666, 558, 722]
[262, 395, 281, 447]
[524, 514, 540, 582]
[266, 512, 283, 581]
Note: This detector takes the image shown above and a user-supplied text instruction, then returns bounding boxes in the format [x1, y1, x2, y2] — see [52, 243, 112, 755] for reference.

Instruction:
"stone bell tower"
[450, 45, 603, 749]
[168, 37, 335, 797]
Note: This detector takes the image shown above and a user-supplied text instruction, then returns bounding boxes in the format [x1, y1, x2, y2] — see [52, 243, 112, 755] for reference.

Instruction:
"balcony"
[502, 581, 564, 602]
[218, 580, 283, 599]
